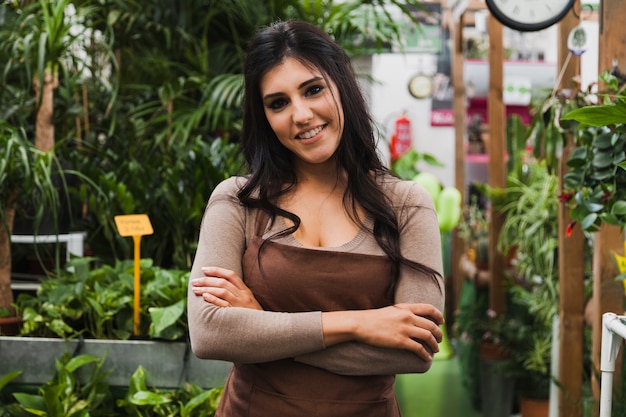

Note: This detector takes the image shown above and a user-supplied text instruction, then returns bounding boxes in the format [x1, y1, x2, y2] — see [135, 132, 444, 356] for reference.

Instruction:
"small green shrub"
[0, 354, 222, 417]
[15, 257, 189, 340]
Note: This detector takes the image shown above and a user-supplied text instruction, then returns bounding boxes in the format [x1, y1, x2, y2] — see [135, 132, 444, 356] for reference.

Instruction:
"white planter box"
[0, 336, 231, 389]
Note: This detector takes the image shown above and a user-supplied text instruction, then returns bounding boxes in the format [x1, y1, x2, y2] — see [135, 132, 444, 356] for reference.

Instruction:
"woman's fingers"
[191, 267, 262, 310]
[348, 304, 444, 360]
[397, 302, 445, 325]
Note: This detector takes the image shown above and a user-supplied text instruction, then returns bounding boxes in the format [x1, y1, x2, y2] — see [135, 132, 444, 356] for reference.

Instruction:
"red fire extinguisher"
[390, 113, 412, 160]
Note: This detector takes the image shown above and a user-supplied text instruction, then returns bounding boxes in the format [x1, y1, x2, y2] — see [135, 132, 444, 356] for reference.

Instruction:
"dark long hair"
[238, 20, 440, 284]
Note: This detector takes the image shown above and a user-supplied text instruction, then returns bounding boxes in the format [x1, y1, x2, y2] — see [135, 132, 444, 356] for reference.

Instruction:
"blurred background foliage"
[0, 0, 425, 269]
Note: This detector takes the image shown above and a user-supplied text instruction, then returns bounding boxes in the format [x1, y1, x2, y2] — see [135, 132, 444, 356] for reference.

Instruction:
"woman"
[188, 20, 444, 417]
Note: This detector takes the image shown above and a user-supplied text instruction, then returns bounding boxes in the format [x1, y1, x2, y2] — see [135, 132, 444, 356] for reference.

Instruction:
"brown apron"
[216, 212, 402, 417]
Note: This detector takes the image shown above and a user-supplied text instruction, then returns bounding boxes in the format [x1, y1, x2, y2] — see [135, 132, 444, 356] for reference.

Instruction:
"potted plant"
[0, 122, 61, 334]
[1, 257, 232, 389]
[489, 159, 563, 416]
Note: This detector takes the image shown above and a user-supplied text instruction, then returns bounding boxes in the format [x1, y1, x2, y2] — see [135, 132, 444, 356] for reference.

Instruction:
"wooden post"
[590, 0, 626, 409]
[557, 4, 584, 417]
[486, 15, 506, 314]
[451, 8, 466, 316]
[598, 0, 626, 77]
[591, 225, 624, 402]
[558, 143, 585, 417]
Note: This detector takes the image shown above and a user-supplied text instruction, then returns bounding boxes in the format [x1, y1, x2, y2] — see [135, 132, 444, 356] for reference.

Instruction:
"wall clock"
[408, 74, 433, 99]
[485, 0, 575, 32]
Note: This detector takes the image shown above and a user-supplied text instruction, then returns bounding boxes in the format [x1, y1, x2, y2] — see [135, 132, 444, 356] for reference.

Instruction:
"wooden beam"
[486, 15, 506, 314]
[591, 224, 624, 405]
[557, 5, 583, 417]
[598, 0, 626, 76]
[451, 10, 467, 317]
[558, 141, 585, 417]
[590, 0, 626, 410]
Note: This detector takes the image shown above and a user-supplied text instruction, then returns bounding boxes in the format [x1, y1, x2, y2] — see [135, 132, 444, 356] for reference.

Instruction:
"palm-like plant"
[2, 0, 428, 273]
[2, 0, 96, 151]
[0, 123, 59, 313]
[61, 0, 428, 268]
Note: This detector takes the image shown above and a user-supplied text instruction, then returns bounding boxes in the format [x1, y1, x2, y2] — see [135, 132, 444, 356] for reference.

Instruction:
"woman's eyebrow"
[262, 76, 324, 101]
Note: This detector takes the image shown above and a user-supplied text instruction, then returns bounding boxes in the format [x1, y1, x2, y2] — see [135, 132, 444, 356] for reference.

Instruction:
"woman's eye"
[306, 85, 324, 96]
[268, 98, 288, 110]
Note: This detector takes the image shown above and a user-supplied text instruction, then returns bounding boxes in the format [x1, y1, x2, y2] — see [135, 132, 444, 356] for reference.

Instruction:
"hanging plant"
[559, 72, 626, 233]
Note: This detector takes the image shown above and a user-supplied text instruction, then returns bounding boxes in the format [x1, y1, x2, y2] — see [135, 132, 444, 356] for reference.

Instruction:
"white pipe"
[600, 313, 626, 417]
[549, 315, 559, 417]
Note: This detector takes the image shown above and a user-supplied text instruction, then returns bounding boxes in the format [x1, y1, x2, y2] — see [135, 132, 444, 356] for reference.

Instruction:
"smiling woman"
[260, 58, 344, 168]
[187, 20, 445, 417]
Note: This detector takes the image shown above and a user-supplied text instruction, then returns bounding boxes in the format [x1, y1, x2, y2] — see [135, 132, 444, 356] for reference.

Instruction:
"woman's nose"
[292, 101, 313, 124]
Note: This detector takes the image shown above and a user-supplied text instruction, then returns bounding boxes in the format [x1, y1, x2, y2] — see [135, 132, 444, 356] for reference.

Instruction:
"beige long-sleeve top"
[187, 174, 444, 376]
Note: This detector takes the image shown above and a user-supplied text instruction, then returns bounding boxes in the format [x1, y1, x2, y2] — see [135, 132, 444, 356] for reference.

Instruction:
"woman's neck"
[292, 156, 345, 190]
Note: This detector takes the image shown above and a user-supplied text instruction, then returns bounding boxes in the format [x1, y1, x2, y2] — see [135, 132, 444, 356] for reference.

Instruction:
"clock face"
[408, 74, 433, 99]
[485, 0, 575, 32]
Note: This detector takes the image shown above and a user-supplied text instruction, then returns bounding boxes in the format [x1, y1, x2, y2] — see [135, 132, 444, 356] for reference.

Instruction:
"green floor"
[395, 356, 483, 417]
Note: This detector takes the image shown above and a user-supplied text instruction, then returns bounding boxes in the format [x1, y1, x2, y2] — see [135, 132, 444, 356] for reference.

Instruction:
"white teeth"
[298, 126, 322, 139]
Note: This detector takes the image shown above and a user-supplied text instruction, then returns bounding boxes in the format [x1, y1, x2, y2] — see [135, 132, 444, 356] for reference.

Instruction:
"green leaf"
[593, 131, 616, 149]
[601, 213, 620, 225]
[581, 213, 599, 230]
[149, 299, 185, 337]
[611, 200, 626, 215]
[561, 103, 626, 126]
[591, 167, 616, 180]
[13, 392, 46, 411]
[563, 171, 584, 189]
[128, 366, 148, 394]
[181, 390, 212, 416]
[0, 370, 23, 391]
[130, 390, 172, 406]
[65, 354, 100, 373]
[584, 201, 605, 212]
[592, 152, 614, 169]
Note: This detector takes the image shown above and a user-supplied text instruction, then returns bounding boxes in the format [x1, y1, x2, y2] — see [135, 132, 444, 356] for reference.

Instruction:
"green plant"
[0, 355, 223, 417]
[527, 79, 595, 173]
[70, 134, 243, 269]
[15, 257, 189, 340]
[497, 160, 560, 282]
[477, 159, 566, 400]
[2, 1, 434, 274]
[117, 366, 222, 417]
[0, 122, 62, 313]
[4, 353, 113, 417]
[390, 149, 444, 180]
[479, 308, 524, 351]
[458, 197, 490, 267]
[506, 279, 557, 400]
[559, 72, 626, 234]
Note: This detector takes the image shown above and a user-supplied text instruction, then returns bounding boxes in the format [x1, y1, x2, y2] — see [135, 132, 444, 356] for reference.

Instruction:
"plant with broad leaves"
[5, 353, 113, 417]
[560, 72, 626, 234]
[117, 366, 222, 417]
[15, 257, 190, 340]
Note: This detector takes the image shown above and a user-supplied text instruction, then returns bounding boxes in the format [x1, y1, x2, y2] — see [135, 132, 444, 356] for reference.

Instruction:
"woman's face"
[260, 57, 344, 168]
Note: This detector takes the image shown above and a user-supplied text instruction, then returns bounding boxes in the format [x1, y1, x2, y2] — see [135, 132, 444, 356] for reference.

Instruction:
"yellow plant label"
[114, 214, 154, 237]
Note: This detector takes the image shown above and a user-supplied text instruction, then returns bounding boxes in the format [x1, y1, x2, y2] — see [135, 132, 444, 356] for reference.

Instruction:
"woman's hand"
[191, 267, 263, 310]
[322, 303, 444, 362]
